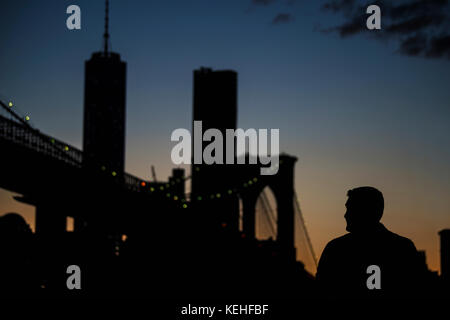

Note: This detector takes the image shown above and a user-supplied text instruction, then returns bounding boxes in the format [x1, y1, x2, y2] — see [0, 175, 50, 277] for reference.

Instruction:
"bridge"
[0, 97, 317, 277]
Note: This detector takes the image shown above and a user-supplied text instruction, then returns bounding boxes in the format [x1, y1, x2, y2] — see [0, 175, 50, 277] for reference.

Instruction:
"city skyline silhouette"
[1, 0, 450, 283]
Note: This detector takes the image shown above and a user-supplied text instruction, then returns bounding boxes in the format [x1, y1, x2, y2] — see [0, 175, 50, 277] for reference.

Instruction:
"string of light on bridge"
[2, 97, 317, 269]
[5, 99, 73, 152]
[6, 100, 31, 123]
[4, 99, 278, 210]
[105, 162, 282, 210]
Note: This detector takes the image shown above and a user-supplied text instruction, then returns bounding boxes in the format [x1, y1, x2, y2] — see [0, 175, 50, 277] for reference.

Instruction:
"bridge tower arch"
[239, 154, 297, 257]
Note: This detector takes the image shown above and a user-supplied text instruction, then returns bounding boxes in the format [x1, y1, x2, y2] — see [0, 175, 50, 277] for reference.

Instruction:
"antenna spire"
[103, 0, 109, 55]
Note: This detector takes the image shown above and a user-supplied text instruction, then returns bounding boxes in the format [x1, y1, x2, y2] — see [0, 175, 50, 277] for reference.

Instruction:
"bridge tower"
[83, 0, 126, 176]
[239, 155, 298, 259]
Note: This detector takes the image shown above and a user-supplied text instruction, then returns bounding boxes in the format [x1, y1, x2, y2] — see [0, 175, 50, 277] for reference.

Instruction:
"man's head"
[344, 186, 384, 233]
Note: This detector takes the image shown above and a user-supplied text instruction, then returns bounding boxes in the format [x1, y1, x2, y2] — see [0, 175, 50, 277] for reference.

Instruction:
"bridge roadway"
[0, 114, 159, 235]
[0, 112, 303, 259]
[0, 114, 317, 297]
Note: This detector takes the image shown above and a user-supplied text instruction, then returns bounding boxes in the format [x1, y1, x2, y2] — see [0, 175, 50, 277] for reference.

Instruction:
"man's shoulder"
[324, 227, 416, 249]
[325, 233, 353, 249]
[382, 227, 416, 250]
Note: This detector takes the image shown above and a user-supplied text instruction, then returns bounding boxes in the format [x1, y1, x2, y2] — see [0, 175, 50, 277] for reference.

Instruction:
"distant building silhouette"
[439, 229, 450, 281]
[82, 0, 126, 176]
[418, 250, 428, 270]
[78, 0, 126, 234]
[192, 67, 237, 132]
[189, 67, 298, 260]
[191, 67, 239, 231]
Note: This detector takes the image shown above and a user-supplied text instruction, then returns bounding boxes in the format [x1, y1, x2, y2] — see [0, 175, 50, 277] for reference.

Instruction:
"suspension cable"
[294, 191, 318, 268]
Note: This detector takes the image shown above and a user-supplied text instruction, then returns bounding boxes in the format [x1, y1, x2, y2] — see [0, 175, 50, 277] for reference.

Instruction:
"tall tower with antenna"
[83, 0, 126, 176]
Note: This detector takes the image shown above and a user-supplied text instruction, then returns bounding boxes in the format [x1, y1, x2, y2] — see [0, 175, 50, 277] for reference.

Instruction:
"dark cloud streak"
[248, 0, 299, 26]
[272, 13, 294, 25]
[252, 0, 277, 6]
[320, 0, 450, 60]
[251, 0, 300, 6]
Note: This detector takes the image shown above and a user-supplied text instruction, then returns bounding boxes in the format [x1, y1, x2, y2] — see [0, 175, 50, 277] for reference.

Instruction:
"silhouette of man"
[316, 187, 427, 298]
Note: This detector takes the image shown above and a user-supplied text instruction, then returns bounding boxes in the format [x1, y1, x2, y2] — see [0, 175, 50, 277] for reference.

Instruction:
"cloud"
[322, 0, 357, 14]
[251, 0, 299, 5]
[252, 0, 277, 6]
[320, 0, 450, 60]
[398, 33, 427, 56]
[272, 13, 294, 25]
[320, 15, 366, 37]
[250, 0, 300, 26]
[248, 0, 300, 25]
[427, 34, 450, 59]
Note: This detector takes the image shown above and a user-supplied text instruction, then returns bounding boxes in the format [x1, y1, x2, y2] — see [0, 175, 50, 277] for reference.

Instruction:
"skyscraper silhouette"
[439, 229, 450, 282]
[83, 0, 126, 176]
[191, 67, 239, 230]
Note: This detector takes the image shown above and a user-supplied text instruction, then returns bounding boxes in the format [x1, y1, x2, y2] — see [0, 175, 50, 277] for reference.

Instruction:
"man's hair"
[347, 186, 384, 221]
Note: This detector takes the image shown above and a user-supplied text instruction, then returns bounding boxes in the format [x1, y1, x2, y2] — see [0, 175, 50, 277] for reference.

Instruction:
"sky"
[0, 0, 449, 274]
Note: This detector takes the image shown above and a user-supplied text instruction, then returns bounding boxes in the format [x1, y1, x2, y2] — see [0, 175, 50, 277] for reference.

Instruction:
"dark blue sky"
[1, 0, 449, 273]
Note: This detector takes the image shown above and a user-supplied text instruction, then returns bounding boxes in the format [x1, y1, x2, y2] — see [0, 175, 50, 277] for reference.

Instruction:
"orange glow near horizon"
[1, 154, 449, 277]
